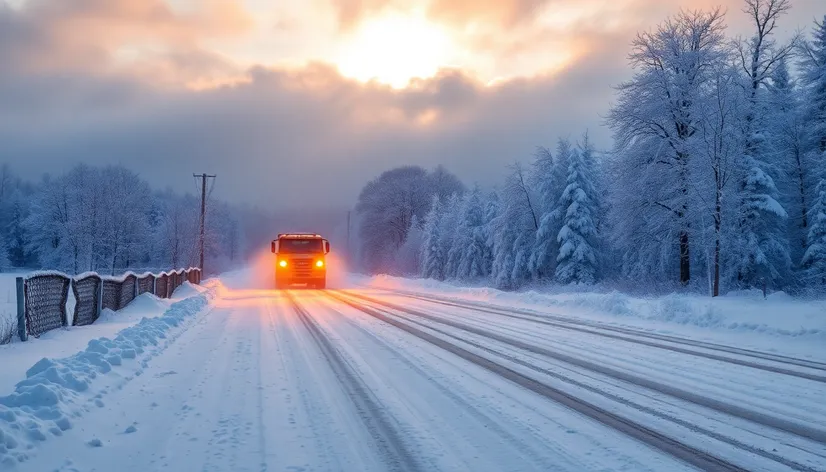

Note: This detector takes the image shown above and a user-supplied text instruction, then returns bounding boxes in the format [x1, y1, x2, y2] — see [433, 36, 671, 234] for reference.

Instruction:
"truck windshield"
[279, 238, 323, 254]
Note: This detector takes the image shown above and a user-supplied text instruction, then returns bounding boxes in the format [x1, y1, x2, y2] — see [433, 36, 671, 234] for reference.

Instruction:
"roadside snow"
[0, 283, 215, 467]
[357, 275, 826, 358]
[0, 282, 204, 395]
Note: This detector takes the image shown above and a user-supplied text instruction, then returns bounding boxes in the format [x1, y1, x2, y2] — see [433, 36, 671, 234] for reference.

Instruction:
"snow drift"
[362, 275, 826, 340]
[0, 286, 215, 467]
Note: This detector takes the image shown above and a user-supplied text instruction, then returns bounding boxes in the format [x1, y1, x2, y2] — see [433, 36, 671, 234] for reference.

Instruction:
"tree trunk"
[678, 154, 691, 286]
[713, 186, 722, 297]
[797, 152, 808, 249]
[680, 230, 691, 285]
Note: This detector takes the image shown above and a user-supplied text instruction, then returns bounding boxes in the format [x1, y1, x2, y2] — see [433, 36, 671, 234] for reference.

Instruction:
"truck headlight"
[316, 260, 324, 268]
[279, 260, 288, 268]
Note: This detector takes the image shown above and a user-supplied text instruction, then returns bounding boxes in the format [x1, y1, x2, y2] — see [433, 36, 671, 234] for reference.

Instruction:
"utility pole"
[194, 173, 216, 273]
[346, 210, 351, 264]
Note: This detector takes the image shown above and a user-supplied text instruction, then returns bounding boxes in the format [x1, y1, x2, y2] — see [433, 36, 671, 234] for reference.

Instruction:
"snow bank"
[360, 275, 826, 340]
[170, 281, 207, 299]
[0, 286, 215, 467]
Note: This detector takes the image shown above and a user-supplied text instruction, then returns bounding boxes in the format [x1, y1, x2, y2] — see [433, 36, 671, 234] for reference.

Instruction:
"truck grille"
[292, 259, 312, 277]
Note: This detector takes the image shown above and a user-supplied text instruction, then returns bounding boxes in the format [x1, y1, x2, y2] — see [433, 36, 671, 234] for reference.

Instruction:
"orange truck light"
[316, 260, 324, 268]
[279, 260, 288, 268]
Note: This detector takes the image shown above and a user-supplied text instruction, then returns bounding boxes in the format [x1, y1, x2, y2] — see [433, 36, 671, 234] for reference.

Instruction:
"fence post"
[16, 277, 26, 342]
[63, 279, 70, 327]
[96, 278, 103, 320]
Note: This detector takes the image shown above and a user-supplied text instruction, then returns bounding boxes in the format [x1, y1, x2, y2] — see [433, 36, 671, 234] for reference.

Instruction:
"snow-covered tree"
[455, 185, 490, 280]
[482, 190, 500, 278]
[608, 8, 728, 286]
[394, 215, 424, 276]
[421, 197, 446, 280]
[152, 191, 200, 269]
[696, 63, 744, 296]
[356, 166, 432, 273]
[491, 163, 538, 288]
[798, 16, 826, 165]
[4, 189, 30, 268]
[356, 165, 463, 274]
[98, 166, 152, 273]
[440, 194, 464, 279]
[555, 147, 599, 284]
[531, 139, 571, 279]
[430, 165, 467, 203]
[577, 132, 604, 251]
[802, 180, 826, 284]
[730, 162, 790, 288]
[768, 57, 809, 263]
[730, 0, 795, 289]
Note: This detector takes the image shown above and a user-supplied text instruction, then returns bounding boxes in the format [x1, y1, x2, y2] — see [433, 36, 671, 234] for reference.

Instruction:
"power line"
[193, 173, 216, 273]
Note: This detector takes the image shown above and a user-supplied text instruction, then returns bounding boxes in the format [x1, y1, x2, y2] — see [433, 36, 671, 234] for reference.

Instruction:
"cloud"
[427, 0, 547, 28]
[329, 0, 551, 30]
[1, 0, 822, 214]
[0, 0, 251, 80]
[0, 44, 627, 211]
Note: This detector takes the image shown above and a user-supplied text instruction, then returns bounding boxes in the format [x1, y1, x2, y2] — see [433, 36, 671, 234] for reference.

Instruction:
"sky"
[0, 0, 822, 210]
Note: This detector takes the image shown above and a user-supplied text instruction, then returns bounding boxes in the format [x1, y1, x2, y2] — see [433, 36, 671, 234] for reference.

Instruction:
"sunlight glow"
[335, 13, 455, 88]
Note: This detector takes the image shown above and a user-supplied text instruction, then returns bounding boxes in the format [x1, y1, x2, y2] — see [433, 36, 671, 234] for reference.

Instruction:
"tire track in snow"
[384, 294, 825, 424]
[255, 302, 269, 472]
[346, 291, 826, 445]
[335, 294, 821, 471]
[308, 295, 578, 471]
[380, 289, 826, 378]
[324, 290, 756, 472]
[263, 294, 357, 472]
[286, 291, 424, 472]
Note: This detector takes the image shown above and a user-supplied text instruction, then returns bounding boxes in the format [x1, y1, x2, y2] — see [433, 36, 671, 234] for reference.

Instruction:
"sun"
[335, 13, 454, 88]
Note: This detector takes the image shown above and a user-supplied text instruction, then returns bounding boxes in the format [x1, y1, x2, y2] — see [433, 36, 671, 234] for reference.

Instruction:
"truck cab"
[271, 233, 331, 289]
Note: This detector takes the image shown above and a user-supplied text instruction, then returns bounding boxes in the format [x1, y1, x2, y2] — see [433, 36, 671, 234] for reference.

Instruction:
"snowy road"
[8, 281, 826, 472]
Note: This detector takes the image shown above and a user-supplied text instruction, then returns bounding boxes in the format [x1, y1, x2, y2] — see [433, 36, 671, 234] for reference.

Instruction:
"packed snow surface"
[0, 270, 823, 471]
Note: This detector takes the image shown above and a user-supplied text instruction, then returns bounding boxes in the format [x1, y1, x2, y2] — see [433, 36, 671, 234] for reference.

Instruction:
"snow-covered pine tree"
[510, 164, 539, 286]
[421, 196, 446, 280]
[5, 189, 32, 268]
[555, 147, 599, 284]
[0, 233, 7, 271]
[531, 139, 572, 279]
[731, 0, 794, 289]
[491, 164, 538, 289]
[767, 57, 809, 265]
[802, 179, 826, 285]
[528, 146, 554, 279]
[731, 160, 790, 288]
[456, 185, 489, 280]
[442, 193, 464, 279]
[482, 190, 500, 280]
[799, 16, 826, 171]
[577, 132, 604, 257]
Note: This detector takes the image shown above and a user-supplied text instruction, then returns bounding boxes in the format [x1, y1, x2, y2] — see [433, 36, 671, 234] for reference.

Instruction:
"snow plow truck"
[271, 233, 331, 289]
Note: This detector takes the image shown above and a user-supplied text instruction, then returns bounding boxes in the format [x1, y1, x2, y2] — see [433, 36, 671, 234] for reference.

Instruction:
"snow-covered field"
[1, 269, 824, 471]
